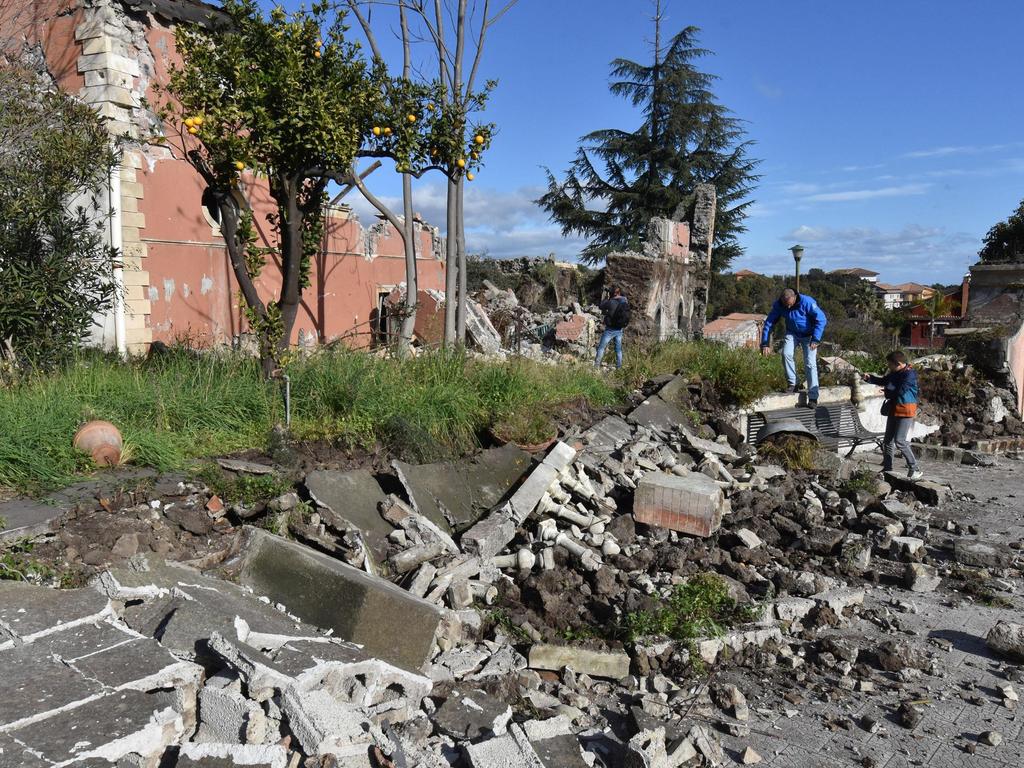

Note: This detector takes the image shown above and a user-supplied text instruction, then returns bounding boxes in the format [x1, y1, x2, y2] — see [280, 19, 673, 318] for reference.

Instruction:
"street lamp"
[790, 244, 804, 293]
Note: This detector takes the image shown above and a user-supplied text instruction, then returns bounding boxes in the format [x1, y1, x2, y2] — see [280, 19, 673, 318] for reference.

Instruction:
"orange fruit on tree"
[314, 50, 321, 58]
[471, 151, 479, 159]
[407, 114, 417, 123]
[467, 172, 475, 181]
[234, 161, 245, 171]
[474, 134, 484, 144]
[184, 117, 195, 128]
[188, 126, 198, 135]
[372, 126, 382, 136]
[193, 116, 204, 126]
[383, 127, 392, 136]
[456, 158, 466, 168]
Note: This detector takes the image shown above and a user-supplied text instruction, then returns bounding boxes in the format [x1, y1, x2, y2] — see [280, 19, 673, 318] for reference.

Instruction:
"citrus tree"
[160, 0, 491, 373]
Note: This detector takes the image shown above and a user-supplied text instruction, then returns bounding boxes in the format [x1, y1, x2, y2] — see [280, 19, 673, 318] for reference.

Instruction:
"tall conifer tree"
[538, 4, 758, 271]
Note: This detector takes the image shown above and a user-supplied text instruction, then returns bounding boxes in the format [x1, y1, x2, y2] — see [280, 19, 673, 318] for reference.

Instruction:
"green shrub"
[757, 435, 818, 471]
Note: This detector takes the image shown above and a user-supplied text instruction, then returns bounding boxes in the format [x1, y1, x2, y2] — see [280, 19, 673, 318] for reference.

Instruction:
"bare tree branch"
[345, 0, 384, 60]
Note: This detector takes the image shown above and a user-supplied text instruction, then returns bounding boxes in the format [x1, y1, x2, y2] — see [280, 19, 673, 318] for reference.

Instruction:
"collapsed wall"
[604, 183, 717, 343]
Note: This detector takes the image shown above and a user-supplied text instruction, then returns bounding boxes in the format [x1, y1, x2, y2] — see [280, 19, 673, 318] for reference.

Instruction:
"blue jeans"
[595, 329, 623, 368]
[783, 334, 819, 401]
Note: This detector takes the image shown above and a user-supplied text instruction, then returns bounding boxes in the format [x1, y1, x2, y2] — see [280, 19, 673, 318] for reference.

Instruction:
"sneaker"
[804, 400, 818, 409]
[908, 470, 924, 481]
[782, 384, 799, 394]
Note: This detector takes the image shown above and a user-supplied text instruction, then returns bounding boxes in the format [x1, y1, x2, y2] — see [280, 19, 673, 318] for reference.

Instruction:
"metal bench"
[817, 403, 884, 457]
[748, 402, 883, 456]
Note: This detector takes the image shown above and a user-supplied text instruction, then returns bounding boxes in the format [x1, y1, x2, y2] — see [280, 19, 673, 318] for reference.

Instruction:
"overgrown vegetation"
[0, 340, 794, 494]
[839, 468, 878, 495]
[195, 463, 291, 506]
[620, 573, 758, 644]
[0, 538, 76, 586]
[0, 62, 118, 372]
[757, 435, 818, 471]
[619, 339, 784, 404]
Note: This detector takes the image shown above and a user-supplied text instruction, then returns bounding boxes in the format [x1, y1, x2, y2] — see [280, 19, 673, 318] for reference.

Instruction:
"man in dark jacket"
[595, 286, 629, 369]
[863, 350, 923, 479]
[760, 288, 828, 407]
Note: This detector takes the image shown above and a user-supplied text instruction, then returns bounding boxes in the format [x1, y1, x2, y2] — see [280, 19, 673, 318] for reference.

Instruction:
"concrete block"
[280, 687, 372, 759]
[773, 597, 816, 623]
[195, 672, 259, 744]
[633, 471, 725, 537]
[464, 730, 545, 768]
[235, 527, 443, 671]
[434, 685, 513, 741]
[528, 644, 630, 679]
[883, 472, 951, 506]
[904, 563, 942, 593]
[177, 743, 290, 767]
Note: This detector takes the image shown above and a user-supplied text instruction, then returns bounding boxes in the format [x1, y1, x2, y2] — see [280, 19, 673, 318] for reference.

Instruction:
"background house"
[703, 312, 765, 348]
[4, 0, 446, 355]
[830, 267, 880, 284]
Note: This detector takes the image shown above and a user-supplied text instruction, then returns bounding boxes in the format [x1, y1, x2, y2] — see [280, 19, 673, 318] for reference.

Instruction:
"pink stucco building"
[4, 0, 446, 354]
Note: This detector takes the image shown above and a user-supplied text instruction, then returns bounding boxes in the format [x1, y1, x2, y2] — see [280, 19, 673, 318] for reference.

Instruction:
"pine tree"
[537, 6, 758, 271]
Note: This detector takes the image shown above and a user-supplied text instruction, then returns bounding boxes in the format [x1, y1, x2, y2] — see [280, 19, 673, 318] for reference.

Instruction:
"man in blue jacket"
[760, 288, 827, 407]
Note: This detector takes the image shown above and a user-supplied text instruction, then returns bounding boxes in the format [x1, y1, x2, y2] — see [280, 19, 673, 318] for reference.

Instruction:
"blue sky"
[281, 0, 1024, 285]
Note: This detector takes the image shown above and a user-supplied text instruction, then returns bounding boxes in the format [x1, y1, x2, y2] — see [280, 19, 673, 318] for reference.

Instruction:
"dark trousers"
[883, 416, 918, 472]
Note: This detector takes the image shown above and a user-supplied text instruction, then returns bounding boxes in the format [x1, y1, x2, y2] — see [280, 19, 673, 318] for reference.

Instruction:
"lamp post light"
[790, 244, 804, 293]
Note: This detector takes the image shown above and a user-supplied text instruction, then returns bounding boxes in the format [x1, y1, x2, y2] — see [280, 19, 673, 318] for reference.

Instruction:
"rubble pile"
[474, 280, 603, 362]
[914, 355, 1024, 447]
[4, 371, 1024, 765]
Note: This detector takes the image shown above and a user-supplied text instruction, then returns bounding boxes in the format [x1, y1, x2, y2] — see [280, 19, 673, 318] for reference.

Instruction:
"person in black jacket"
[595, 286, 629, 369]
[862, 350, 923, 479]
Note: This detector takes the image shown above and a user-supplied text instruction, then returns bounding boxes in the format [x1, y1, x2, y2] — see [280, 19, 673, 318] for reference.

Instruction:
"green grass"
[620, 340, 785, 405]
[620, 573, 759, 644]
[0, 341, 788, 494]
[195, 462, 292, 506]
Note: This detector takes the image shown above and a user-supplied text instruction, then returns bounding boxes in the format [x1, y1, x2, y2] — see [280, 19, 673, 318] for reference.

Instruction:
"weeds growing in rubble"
[757, 435, 819, 471]
[620, 573, 759, 645]
[195, 463, 292, 506]
[616, 340, 784, 405]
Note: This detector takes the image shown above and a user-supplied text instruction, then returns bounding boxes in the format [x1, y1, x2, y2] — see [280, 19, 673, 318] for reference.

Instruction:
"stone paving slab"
[0, 644, 102, 728]
[0, 582, 112, 641]
[6, 688, 183, 766]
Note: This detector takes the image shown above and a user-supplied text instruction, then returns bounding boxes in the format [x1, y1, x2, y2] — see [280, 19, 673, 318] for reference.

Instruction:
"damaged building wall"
[10, 0, 446, 353]
[604, 183, 717, 343]
[946, 263, 1024, 414]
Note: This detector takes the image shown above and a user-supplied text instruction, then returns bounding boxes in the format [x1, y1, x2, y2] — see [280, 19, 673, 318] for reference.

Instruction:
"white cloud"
[803, 183, 931, 203]
[344, 181, 587, 260]
[739, 223, 978, 284]
[902, 142, 1021, 159]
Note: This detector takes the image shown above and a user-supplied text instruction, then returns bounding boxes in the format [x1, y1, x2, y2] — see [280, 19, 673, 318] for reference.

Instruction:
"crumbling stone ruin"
[605, 184, 717, 343]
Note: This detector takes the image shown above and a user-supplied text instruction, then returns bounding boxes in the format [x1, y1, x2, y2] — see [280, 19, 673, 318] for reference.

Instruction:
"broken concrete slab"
[905, 563, 942, 593]
[518, 717, 588, 768]
[98, 561, 304, 662]
[580, 415, 634, 458]
[632, 470, 725, 537]
[461, 442, 578, 559]
[434, 685, 512, 740]
[0, 581, 113, 642]
[6, 689, 186, 767]
[233, 527, 443, 671]
[954, 539, 1017, 569]
[466, 299, 504, 355]
[883, 472, 951, 506]
[195, 672, 261, 744]
[176, 742, 290, 768]
[393, 444, 533, 533]
[627, 396, 688, 434]
[679, 426, 739, 461]
[527, 644, 630, 680]
[280, 686, 375, 759]
[464, 729, 545, 768]
[304, 468, 392, 563]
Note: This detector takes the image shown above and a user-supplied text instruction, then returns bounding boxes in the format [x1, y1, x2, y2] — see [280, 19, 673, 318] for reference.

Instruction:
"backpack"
[607, 299, 630, 330]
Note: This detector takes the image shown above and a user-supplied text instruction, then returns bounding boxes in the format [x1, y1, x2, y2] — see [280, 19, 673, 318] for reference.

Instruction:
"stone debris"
[4, 365, 1024, 766]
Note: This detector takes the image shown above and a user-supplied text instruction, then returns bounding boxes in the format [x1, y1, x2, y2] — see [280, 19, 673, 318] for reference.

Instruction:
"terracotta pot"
[73, 420, 123, 467]
[516, 435, 558, 453]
